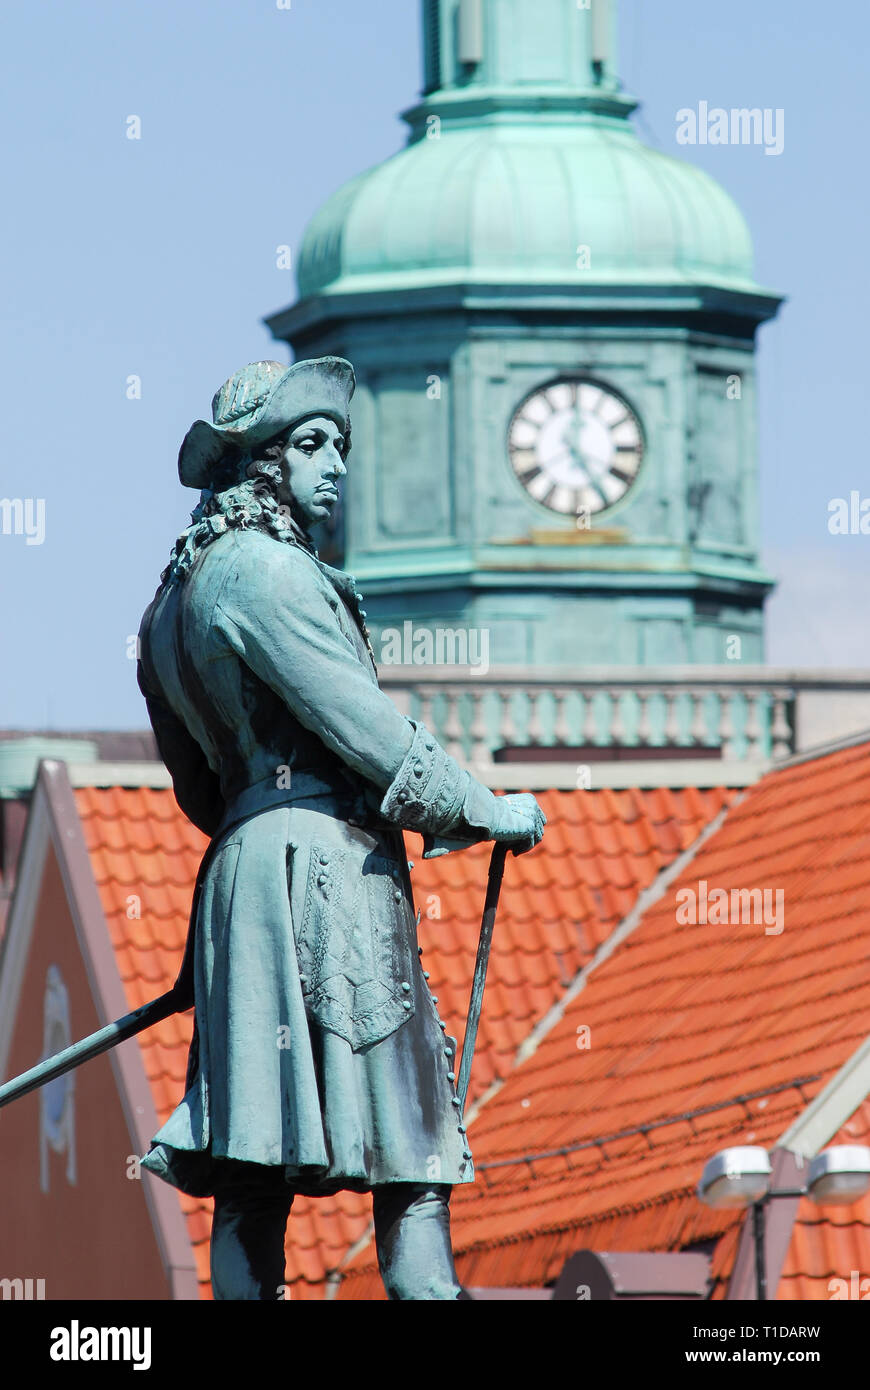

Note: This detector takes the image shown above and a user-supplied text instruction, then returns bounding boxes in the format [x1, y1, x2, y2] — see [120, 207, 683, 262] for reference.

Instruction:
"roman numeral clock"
[508, 380, 644, 518]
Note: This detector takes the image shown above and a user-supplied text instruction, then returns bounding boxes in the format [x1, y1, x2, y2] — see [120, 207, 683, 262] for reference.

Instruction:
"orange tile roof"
[74, 782, 734, 1298]
[337, 741, 870, 1298]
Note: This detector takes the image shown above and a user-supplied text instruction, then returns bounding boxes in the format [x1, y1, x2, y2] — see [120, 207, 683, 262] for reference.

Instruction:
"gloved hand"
[461, 783, 546, 855]
[489, 792, 546, 853]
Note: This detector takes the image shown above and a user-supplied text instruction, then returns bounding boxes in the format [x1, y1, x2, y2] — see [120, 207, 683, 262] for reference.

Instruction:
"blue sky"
[1, 0, 867, 727]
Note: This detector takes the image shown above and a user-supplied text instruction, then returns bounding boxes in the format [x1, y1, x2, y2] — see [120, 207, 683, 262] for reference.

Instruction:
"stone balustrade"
[377, 666, 870, 775]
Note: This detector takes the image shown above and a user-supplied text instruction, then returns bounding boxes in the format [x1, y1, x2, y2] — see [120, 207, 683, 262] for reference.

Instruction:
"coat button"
[397, 791, 409, 804]
[317, 873, 327, 886]
[439, 1021, 447, 1031]
[447, 1071, 455, 1081]
[443, 1046, 453, 1057]
[401, 982, 410, 992]
[423, 971, 430, 979]
[463, 1149, 472, 1160]
[393, 889, 402, 901]
[402, 1000, 412, 1010]
[319, 853, 329, 864]
[458, 1124, 466, 1134]
[451, 1097, 461, 1107]
[431, 996, 439, 1004]
[413, 763, 424, 777]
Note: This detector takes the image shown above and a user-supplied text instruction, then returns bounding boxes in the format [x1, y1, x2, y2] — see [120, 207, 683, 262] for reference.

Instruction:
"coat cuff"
[379, 722, 469, 835]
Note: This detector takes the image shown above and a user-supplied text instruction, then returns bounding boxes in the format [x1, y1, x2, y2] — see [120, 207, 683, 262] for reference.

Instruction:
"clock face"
[508, 378, 644, 517]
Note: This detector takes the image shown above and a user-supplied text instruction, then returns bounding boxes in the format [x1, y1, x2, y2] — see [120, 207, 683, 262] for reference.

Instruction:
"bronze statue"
[133, 357, 546, 1300]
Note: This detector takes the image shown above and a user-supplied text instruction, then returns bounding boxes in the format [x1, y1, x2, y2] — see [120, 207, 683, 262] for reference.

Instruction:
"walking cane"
[456, 842, 509, 1112]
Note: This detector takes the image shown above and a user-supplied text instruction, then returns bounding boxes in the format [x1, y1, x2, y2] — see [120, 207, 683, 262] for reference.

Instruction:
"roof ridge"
[778, 1031, 870, 1158]
[772, 726, 870, 772]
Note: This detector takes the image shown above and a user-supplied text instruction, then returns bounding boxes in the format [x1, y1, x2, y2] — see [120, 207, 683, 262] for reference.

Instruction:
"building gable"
[0, 762, 196, 1300]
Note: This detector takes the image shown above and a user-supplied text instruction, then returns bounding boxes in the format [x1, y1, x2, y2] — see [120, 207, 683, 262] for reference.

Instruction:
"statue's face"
[276, 414, 347, 526]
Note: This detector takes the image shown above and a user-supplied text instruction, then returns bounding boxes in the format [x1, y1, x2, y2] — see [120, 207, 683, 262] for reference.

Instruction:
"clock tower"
[265, 0, 783, 668]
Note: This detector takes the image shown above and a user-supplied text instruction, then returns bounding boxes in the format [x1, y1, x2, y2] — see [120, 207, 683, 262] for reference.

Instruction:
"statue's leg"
[372, 1183, 468, 1300]
[210, 1182, 294, 1301]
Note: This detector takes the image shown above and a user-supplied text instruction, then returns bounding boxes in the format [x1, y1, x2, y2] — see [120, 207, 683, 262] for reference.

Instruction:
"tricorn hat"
[178, 356, 356, 489]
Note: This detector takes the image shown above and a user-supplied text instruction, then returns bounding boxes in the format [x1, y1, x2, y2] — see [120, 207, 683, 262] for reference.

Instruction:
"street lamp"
[806, 1146, 870, 1205]
[698, 1144, 870, 1299]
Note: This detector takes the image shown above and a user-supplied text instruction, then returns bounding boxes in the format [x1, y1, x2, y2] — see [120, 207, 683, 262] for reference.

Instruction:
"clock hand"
[559, 414, 585, 464]
[584, 475, 611, 510]
[547, 447, 581, 469]
[545, 446, 610, 509]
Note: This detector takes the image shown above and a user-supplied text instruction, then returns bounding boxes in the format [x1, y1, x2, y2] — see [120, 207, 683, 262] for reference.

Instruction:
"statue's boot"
[211, 1186, 294, 1301]
[373, 1183, 466, 1300]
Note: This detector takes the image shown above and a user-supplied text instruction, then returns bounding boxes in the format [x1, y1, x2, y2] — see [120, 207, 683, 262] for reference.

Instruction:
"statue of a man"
[136, 356, 545, 1300]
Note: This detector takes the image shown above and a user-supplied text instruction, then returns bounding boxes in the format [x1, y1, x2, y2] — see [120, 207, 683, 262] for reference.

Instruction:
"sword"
[0, 987, 189, 1109]
[0, 848, 205, 1112]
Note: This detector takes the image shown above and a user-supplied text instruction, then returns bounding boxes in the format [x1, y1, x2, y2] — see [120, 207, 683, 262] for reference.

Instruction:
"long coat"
[136, 526, 474, 1198]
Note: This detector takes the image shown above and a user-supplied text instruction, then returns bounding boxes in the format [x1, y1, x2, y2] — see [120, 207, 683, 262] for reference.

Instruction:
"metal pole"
[752, 1200, 767, 1300]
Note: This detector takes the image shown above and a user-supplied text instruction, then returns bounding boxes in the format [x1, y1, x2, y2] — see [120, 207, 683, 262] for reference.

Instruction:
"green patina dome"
[297, 118, 758, 299]
[294, 1, 766, 302]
